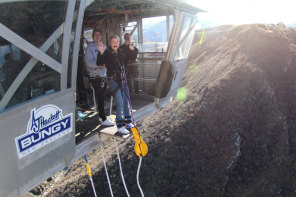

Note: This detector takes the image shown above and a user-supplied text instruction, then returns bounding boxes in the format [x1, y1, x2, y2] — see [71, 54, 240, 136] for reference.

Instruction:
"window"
[0, 39, 60, 112]
[169, 15, 174, 36]
[175, 16, 197, 60]
[121, 21, 139, 46]
[0, 1, 68, 48]
[142, 16, 168, 52]
[0, 1, 69, 112]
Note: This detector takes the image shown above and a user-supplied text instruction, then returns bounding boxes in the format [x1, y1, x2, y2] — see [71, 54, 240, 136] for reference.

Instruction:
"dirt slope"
[35, 24, 296, 197]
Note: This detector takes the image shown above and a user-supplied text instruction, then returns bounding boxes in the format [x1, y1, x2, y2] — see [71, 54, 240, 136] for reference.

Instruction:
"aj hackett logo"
[30, 109, 61, 134]
[15, 105, 73, 159]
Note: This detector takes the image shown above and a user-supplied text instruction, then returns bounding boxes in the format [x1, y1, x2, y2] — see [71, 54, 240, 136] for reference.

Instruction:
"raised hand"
[129, 44, 135, 51]
[98, 43, 105, 54]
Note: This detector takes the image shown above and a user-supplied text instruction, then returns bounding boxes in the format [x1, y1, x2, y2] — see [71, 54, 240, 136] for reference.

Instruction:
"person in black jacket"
[97, 35, 131, 135]
[119, 33, 139, 93]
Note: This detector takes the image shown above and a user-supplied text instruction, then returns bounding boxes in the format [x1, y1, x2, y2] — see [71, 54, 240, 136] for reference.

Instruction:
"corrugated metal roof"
[85, 0, 203, 17]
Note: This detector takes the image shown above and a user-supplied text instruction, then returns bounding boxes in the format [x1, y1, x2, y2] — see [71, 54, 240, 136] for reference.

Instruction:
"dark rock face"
[174, 24, 296, 196]
[141, 24, 296, 196]
[43, 24, 296, 197]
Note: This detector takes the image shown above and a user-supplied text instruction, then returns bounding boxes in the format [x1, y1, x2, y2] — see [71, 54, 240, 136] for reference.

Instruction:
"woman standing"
[97, 35, 133, 135]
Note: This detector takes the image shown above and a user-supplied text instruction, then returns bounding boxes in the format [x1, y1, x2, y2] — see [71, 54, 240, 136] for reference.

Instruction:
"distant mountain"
[198, 18, 220, 29]
[287, 23, 296, 27]
[142, 17, 224, 42]
[143, 20, 167, 42]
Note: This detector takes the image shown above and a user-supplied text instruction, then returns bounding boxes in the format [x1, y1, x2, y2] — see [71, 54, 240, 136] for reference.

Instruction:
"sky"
[186, 0, 296, 26]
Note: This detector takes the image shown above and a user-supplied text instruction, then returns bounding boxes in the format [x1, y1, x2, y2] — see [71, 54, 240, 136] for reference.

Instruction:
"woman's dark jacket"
[96, 47, 125, 82]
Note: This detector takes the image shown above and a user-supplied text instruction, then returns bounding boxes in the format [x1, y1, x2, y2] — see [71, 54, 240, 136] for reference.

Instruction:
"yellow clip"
[200, 31, 205, 45]
[86, 163, 92, 177]
[131, 127, 148, 157]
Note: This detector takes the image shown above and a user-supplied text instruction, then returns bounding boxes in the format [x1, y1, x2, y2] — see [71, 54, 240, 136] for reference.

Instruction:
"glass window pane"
[29, 63, 60, 99]
[175, 16, 196, 60]
[181, 16, 192, 39]
[0, 44, 22, 95]
[0, 39, 60, 112]
[143, 16, 168, 52]
[0, 1, 68, 48]
[45, 36, 63, 63]
[121, 21, 139, 46]
[169, 15, 174, 36]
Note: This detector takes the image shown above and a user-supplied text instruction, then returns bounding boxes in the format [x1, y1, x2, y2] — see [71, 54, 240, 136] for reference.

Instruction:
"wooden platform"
[75, 112, 130, 143]
[98, 125, 130, 139]
[75, 93, 154, 144]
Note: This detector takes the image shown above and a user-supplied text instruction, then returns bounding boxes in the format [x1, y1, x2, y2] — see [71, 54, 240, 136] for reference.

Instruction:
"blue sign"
[15, 104, 73, 159]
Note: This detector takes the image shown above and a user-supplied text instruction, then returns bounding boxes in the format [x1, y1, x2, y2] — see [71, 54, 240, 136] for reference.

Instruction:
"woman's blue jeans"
[109, 79, 130, 121]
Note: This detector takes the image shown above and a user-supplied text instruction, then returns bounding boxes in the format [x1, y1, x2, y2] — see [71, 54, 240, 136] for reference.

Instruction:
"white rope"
[137, 157, 144, 197]
[89, 176, 98, 197]
[84, 155, 98, 197]
[114, 138, 130, 197]
[110, 96, 113, 115]
[90, 86, 97, 112]
[100, 144, 114, 197]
